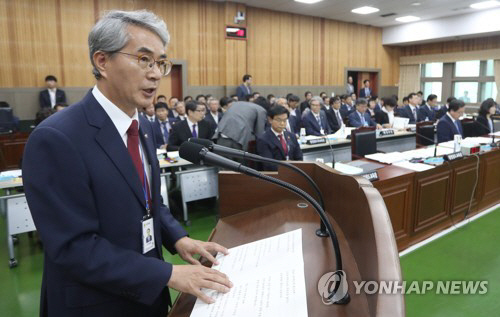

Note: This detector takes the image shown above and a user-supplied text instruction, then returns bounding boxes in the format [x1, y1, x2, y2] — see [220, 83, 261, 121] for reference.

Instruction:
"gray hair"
[309, 96, 324, 106]
[88, 10, 170, 79]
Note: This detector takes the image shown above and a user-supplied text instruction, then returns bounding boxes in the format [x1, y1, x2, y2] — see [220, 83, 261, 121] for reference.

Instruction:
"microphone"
[179, 141, 350, 305]
[413, 126, 440, 158]
[188, 138, 330, 237]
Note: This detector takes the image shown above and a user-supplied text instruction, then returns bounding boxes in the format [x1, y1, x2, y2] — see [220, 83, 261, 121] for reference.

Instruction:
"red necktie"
[127, 120, 152, 210]
[278, 134, 288, 157]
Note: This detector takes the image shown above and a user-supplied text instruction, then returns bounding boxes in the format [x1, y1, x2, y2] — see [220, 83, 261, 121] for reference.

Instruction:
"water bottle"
[300, 128, 306, 144]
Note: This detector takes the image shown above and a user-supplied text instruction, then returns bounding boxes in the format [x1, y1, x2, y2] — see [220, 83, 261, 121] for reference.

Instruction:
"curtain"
[494, 60, 500, 104]
[398, 64, 421, 100]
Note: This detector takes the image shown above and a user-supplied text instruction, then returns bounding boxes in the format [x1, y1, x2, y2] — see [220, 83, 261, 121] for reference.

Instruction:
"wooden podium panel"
[169, 163, 404, 317]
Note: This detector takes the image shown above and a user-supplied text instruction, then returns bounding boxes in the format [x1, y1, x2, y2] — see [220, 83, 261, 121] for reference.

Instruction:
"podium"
[169, 162, 404, 316]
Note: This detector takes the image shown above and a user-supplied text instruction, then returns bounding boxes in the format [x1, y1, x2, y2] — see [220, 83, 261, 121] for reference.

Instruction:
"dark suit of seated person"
[475, 98, 496, 136]
[435, 96, 456, 120]
[399, 93, 422, 124]
[39, 75, 67, 109]
[325, 96, 344, 133]
[167, 101, 214, 151]
[367, 97, 380, 119]
[348, 98, 382, 129]
[256, 105, 303, 171]
[302, 98, 331, 136]
[419, 94, 438, 122]
[153, 102, 178, 149]
[375, 97, 398, 129]
[436, 99, 465, 143]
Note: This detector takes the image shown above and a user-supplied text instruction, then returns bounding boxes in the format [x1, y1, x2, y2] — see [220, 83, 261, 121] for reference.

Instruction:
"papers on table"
[190, 229, 308, 317]
[333, 162, 363, 175]
[0, 169, 22, 178]
[489, 131, 500, 137]
[393, 160, 435, 171]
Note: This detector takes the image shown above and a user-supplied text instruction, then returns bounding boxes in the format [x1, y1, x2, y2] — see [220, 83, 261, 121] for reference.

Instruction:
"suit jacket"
[475, 114, 492, 136]
[325, 108, 343, 133]
[235, 84, 252, 101]
[153, 118, 178, 148]
[418, 104, 436, 122]
[436, 106, 448, 120]
[437, 114, 463, 143]
[348, 111, 376, 128]
[289, 108, 302, 132]
[302, 111, 331, 136]
[256, 129, 303, 171]
[217, 101, 267, 151]
[340, 104, 355, 119]
[359, 87, 372, 98]
[167, 118, 213, 151]
[299, 100, 310, 113]
[39, 89, 67, 108]
[399, 105, 420, 124]
[23, 91, 187, 317]
[287, 115, 299, 135]
[203, 111, 223, 133]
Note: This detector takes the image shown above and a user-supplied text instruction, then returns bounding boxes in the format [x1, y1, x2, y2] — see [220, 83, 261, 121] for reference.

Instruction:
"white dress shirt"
[48, 88, 57, 108]
[186, 118, 198, 137]
[210, 112, 219, 124]
[382, 107, 394, 126]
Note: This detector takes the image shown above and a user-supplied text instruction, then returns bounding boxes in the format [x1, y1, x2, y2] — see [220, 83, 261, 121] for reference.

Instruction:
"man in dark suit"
[399, 92, 421, 124]
[153, 102, 178, 149]
[256, 105, 303, 171]
[437, 99, 465, 143]
[235, 74, 252, 101]
[287, 94, 301, 133]
[348, 98, 381, 128]
[203, 98, 223, 134]
[299, 91, 312, 113]
[340, 94, 355, 119]
[302, 98, 331, 136]
[419, 94, 438, 122]
[167, 101, 213, 151]
[22, 11, 231, 317]
[436, 96, 457, 120]
[39, 75, 67, 108]
[359, 79, 372, 98]
[325, 96, 344, 133]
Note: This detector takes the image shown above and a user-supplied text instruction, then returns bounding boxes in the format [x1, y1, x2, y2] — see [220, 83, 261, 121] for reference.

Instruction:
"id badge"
[142, 217, 155, 254]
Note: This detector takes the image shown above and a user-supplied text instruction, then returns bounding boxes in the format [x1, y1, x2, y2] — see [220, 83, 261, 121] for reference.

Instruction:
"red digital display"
[226, 26, 247, 40]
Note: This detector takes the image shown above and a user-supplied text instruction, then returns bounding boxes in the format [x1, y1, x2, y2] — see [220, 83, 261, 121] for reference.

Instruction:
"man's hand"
[174, 236, 229, 266]
[167, 265, 233, 304]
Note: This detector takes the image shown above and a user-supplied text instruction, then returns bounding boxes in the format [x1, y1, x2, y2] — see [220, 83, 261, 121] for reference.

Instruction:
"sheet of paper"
[489, 131, 500, 137]
[190, 229, 308, 317]
[393, 160, 435, 171]
[0, 169, 22, 178]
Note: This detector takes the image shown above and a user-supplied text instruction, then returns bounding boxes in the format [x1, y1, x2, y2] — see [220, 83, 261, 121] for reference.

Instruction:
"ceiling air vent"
[380, 13, 396, 17]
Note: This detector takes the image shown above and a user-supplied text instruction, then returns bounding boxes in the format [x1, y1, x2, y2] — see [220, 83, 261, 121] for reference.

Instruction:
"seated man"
[325, 96, 344, 133]
[256, 105, 303, 171]
[167, 101, 213, 151]
[39, 75, 67, 109]
[302, 98, 331, 136]
[340, 94, 355, 119]
[419, 94, 438, 122]
[398, 93, 421, 124]
[437, 99, 465, 143]
[203, 98, 223, 133]
[153, 102, 178, 149]
[174, 100, 187, 121]
[348, 98, 382, 129]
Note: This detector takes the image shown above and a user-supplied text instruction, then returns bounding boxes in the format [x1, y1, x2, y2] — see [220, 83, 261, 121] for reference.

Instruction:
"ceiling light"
[470, 1, 500, 9]
[396, 15, 421, 22]
[351, 6, 380, 14]
[294, 0, 324, 4]
[411, 2, 421, 5]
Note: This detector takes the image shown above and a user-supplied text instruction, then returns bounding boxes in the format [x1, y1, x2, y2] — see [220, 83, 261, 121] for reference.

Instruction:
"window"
[455, 60, 480, 77]
[485, 60, 494, 76]
[423, 63, 443, 77]
[453, 82, 478, 103]
[423, 82, 442, 102]
[481, 82, 498, 101]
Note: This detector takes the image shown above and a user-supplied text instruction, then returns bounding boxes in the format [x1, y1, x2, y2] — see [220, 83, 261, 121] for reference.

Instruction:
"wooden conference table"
[370, 147, 500, 251]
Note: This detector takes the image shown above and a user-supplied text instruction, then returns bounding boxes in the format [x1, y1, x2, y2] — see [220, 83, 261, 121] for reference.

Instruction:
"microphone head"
[188, 137, 213, 149]
[179, 141, 207, 165]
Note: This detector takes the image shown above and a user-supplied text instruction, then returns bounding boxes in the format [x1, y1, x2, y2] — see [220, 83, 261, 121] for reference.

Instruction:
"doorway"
[170, 64, 183, 99]
[345, 68, 380, 98]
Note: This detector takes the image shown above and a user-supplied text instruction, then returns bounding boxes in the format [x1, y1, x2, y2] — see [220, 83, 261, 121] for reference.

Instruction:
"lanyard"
[139, 144, 151, 218]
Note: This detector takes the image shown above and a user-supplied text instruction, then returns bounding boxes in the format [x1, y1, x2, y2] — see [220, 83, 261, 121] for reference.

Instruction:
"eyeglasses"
[115, 52, 172, 76]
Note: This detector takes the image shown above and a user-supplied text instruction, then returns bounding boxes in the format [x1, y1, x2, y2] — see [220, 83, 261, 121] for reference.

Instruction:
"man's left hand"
[174, 237, 229, 266]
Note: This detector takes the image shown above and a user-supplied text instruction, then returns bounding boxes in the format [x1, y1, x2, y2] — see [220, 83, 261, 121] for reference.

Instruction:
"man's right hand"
[167, 265, 233, 304]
